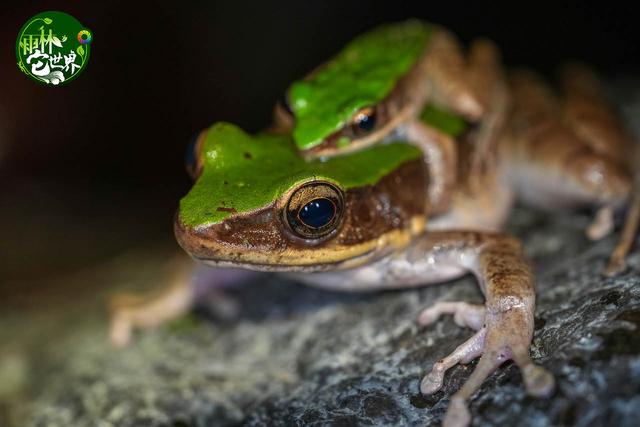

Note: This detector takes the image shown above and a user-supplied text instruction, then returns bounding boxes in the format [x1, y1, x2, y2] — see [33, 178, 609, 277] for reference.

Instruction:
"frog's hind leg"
[560, 64, 640, 274]
[560, 64, 635, 242]
[605, 190, 640, 275]
[423, 28, 484, 121]
[503, 70, 633, 244]
[504, 70, 631, 215]
[560, 63, 631, 164]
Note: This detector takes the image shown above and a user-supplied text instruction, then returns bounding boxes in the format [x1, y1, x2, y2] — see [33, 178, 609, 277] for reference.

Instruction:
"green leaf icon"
[77, 45, 84, 56]
[43, 17, 52, 24]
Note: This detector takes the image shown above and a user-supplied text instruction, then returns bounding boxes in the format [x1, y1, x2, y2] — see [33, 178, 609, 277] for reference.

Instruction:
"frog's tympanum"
[110, 20, 638, 427]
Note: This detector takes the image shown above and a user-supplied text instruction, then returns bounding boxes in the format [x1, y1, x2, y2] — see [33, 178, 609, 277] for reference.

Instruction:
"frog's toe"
[107, 278, 194, 348]
[438, 349, 505, 427]
[421, 328, 486, 395]
[604, 255, 628, 277]
[442, 397, 471, 427]
[586, 205, 614, 240]
[109, 309, 134, 348]
[418, 301, 485, 330]
[512, 350, 555, 398]
[522, 364, 555, 397]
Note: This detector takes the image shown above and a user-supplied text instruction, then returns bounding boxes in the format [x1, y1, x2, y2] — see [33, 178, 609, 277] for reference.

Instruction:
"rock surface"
[13, 206, 640, 427]
[5, 79, 640, 427]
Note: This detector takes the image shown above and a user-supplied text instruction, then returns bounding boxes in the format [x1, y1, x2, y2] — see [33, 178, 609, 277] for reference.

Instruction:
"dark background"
[1, 1, 639, 283]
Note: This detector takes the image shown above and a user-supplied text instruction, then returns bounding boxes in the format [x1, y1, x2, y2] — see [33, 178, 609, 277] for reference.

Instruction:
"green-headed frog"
[110, 20, 638, 427]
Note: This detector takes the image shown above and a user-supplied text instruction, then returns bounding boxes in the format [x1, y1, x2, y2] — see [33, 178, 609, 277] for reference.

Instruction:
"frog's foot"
[441, 335, 554, 427]
[109, 278, 195, 347]
[418, 301, 485, 330]
[587, 205, 614, 240]
[109, 254, 198, 347]
[109, 264, 254, 347]
[604, 191, 640, 276]
[420, 302, 555, 427]
[418, 302, 486, 395]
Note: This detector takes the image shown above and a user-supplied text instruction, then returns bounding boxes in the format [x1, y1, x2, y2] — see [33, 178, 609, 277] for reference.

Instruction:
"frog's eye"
[285, 182, 344, 239]
[185, 131, 204, 179]
[351, 107, 377, 135]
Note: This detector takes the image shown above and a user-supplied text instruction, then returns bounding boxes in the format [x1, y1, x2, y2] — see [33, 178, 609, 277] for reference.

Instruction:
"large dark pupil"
[298, 198, 336, 229]
[357, 113, 376, 131]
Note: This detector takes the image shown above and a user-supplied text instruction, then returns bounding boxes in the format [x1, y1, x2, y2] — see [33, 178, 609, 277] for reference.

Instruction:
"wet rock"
[16, 204, 640, 427]
[15, 80, 640, 426]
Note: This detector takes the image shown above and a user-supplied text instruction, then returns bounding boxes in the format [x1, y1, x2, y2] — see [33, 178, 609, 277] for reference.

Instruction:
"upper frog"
[276, 19, 480, 166]
[175, 122, 426, 270]
[287, 20, 432, 153]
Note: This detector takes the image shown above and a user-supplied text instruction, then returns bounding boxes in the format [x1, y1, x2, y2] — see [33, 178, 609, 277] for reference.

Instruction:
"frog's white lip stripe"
[194, 247, 380, 273]
[197, 257, 346, 273]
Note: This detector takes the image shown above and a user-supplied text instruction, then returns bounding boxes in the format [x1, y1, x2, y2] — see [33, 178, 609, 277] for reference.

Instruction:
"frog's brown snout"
[174, 206, 288, 265]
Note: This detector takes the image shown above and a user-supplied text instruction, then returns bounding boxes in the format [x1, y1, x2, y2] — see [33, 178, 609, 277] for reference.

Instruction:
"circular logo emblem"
[16, 11, 92, 86]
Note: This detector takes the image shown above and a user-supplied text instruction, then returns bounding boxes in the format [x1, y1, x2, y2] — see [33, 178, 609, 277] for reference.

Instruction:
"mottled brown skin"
[502, 70, 631, 207]
[500, 66, 638, 276]
[111, 26, 637, 427]
[561, 64, 631, 163]
[504, 70, 636, 257]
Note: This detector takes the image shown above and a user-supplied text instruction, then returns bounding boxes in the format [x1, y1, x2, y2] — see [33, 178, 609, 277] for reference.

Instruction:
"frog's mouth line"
[195, 247, 378, 273]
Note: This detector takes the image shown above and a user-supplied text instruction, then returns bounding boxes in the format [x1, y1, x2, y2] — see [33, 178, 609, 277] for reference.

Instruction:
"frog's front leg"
[405, 232, 554, 427]
[402, 121, 457, 214]
[109, 255, 254, 346]
[465, 38, 509, 176]
[424, 28, 484, 121]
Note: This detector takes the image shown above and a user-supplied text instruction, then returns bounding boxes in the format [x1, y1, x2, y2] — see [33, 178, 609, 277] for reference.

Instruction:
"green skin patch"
[420, 104, 468, 137]
[289, 20, 431, 150]
[179, 122, 422, 227]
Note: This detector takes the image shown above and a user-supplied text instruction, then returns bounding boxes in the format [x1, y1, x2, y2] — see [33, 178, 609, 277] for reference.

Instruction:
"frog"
[272, 20, 636, 239]
[109, 20, 638, 427]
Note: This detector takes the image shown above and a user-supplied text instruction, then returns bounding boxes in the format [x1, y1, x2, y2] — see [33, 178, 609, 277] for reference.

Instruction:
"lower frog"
[110, 20, 638, 427]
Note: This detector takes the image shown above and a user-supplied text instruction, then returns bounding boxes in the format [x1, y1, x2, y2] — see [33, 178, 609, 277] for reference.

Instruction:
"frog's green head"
[278, 20, 431, 159]
[175, 122, 427, 271]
